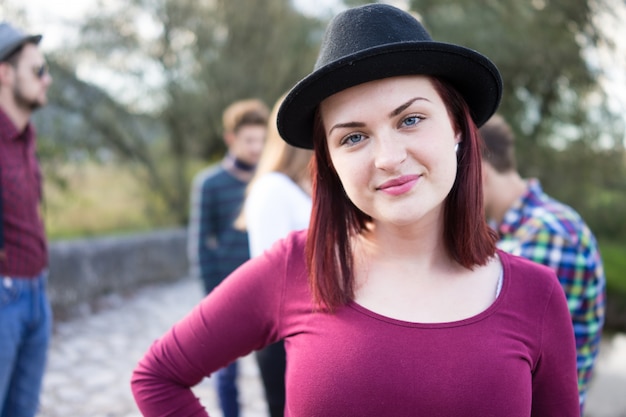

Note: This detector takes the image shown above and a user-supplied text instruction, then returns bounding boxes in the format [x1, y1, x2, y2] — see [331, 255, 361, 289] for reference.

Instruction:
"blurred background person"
[479, 113, 606, 412]
[0, 22, 53, 417]
[236, 95, 313, 417]
[187, 98, 269, 417]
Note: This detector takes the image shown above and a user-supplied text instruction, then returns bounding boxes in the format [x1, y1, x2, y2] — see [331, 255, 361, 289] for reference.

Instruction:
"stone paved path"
[36, 277, 626, 417]
[37, 278, 267, 417]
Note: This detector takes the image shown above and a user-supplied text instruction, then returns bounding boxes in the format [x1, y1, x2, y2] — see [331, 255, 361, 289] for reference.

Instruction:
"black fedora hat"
[277, 3, 502, 149]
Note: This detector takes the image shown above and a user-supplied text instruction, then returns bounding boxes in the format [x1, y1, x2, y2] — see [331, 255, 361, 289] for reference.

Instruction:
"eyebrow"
[327, 97, 430, 136]
[328, 121, 366, 136]
[388, 97, 429, 118]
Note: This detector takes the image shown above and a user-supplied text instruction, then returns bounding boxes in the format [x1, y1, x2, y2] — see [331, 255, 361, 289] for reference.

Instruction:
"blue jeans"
[215, 361, 239, 417]
[0, 272, 51, 417]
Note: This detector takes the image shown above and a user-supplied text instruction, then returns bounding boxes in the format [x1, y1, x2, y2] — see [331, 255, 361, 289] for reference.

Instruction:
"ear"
[481, 160, 493, 183]
[223, 131, 235, 146]
[0, 62, 14, 85]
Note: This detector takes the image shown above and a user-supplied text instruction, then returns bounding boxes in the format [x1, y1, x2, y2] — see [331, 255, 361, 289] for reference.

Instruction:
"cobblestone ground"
[37, 278, 267, 417]
[36, 277, 626, 417]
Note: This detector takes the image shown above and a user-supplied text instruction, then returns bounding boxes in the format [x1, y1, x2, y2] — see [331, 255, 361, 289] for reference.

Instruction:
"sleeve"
[197, 179, 219, 289]
[187, 174, 203, 280]
[563, 241, 605, 403]
[131, 241, 288, 416]
[199, 182, 219, 281]
[245, 176, 297, 257]
[530, 277, 581, 417]
[515, 227, 605, 403]
[0, 164, 4, 252]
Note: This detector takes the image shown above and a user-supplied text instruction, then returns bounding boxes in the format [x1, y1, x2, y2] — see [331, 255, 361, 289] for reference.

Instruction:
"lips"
[377, 174, 420, 196]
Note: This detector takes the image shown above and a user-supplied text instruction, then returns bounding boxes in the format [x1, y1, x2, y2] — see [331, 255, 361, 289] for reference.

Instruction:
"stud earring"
[454, 143, 460, 153]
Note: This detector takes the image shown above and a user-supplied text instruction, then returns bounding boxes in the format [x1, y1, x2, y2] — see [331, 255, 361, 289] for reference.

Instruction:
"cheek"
[330, 154, 366, 200]
[443, 154, 460, 191]
[328, 153, 349, 184]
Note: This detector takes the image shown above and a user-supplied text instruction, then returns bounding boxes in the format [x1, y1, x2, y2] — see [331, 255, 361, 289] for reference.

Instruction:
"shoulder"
[197, 165, 241, 193]
[521, 192, 589, 246]
[192, 164, 222, 187]
[496, 251, 573, 338]
[240, 229, 309, 294]
[250, 173, 306, 202]
[258, 229, 308, 272]
[252, 172, 302, 194]
[267, 229, 308, 257]
[498, 251, 560, 299]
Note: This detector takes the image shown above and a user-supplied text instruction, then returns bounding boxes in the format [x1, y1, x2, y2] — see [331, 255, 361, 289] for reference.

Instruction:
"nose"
[43, 72, 53, 86]
[374, 133, 407, 171]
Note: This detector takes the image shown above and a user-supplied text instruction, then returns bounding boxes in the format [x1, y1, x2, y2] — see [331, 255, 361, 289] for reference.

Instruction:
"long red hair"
[306, 77, 497, 310]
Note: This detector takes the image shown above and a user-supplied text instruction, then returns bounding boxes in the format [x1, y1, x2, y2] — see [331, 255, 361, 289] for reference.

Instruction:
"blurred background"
[1, 0, 625, 329]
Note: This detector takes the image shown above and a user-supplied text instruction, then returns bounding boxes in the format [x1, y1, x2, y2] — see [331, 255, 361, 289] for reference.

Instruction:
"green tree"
[44, 0, 323, 224]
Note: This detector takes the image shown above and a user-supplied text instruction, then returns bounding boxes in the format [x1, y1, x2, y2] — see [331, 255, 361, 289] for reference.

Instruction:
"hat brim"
[0, 34, 42, 61]
[277, 42, 502, 149]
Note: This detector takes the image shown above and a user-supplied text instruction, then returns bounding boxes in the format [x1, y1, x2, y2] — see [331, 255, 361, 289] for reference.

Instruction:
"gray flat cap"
[0, 22, 42, 61]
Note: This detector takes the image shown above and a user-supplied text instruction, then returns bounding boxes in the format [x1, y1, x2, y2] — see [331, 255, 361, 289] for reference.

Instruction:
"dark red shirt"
[0, 108, 48, 277]
[132, 231, 580, 416]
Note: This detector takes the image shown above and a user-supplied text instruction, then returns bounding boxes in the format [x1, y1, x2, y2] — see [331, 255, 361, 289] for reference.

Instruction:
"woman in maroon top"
[132, 4, 580, 416]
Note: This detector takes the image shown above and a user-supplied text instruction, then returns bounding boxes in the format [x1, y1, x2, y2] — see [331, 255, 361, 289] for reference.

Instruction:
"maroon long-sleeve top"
[132, 230, 580, 417]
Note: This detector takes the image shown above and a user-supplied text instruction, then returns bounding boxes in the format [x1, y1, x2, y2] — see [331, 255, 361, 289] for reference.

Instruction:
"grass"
[599, 240, 626, 332]
[600, 240, 626, 296]
[43, 162, 173, 240]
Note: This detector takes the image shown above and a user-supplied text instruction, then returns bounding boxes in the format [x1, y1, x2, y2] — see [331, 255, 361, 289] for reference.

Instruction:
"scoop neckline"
[347, 251, 508, 329]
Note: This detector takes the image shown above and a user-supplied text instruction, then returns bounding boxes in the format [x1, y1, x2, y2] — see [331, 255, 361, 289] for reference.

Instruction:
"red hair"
[306, 77, 497, 310]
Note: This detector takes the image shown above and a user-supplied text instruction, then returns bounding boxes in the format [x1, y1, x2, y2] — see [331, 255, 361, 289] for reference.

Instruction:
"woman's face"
[320, 75, 461, 228]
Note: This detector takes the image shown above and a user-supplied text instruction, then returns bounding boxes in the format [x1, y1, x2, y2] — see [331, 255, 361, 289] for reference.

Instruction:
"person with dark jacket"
[187, 98, 268, 417]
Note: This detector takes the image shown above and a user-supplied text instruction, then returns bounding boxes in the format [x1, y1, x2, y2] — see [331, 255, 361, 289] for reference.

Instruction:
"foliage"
[43, 162, 175, 239]
[33, 59, 183, 220]
[601, 241, 626, 296]
[38, 0, 324, 224]
[600, 240, 626, 332]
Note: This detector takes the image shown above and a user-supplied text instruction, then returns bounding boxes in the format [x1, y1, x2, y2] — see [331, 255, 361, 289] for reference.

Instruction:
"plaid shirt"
[0, 108, 48, 277]
[494, 179, 605, 407]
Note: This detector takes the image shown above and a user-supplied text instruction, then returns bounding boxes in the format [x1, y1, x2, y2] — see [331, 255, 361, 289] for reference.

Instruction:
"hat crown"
[278, 3, 502, 149]
[0, 22, 42, 61]
[315, 4, 432, 70]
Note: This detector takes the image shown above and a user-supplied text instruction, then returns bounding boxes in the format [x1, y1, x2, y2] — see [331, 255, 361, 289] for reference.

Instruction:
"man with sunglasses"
[0, 22, 53, 417]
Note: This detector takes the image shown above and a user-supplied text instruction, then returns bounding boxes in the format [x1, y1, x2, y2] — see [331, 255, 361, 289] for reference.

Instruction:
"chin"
[28, 99, 46, 111]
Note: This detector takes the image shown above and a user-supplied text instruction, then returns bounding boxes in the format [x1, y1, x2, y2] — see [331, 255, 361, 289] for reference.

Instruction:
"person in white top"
[236, 95, 313, 417]
[246, 171, 312, 257]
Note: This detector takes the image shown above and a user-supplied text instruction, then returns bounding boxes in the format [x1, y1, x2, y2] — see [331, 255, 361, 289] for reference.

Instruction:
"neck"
[359, 215, 447, 264]
[0, 92, 32, 131]
[232, 157, 255, 172]
[223, 154, 256, 182]
[489, 172, 527, 224]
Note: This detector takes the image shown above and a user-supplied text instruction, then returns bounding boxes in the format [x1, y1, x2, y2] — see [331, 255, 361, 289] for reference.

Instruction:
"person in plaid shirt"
[479, 114, 606, 412]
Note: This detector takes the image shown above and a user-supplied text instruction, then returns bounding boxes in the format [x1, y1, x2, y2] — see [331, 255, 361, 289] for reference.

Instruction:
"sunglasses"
[32, 63, 49, 79]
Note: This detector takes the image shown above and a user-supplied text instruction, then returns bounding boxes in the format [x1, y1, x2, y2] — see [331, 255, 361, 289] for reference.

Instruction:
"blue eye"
[402, 115, 421, 127]
[341, 133, 365, 146]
